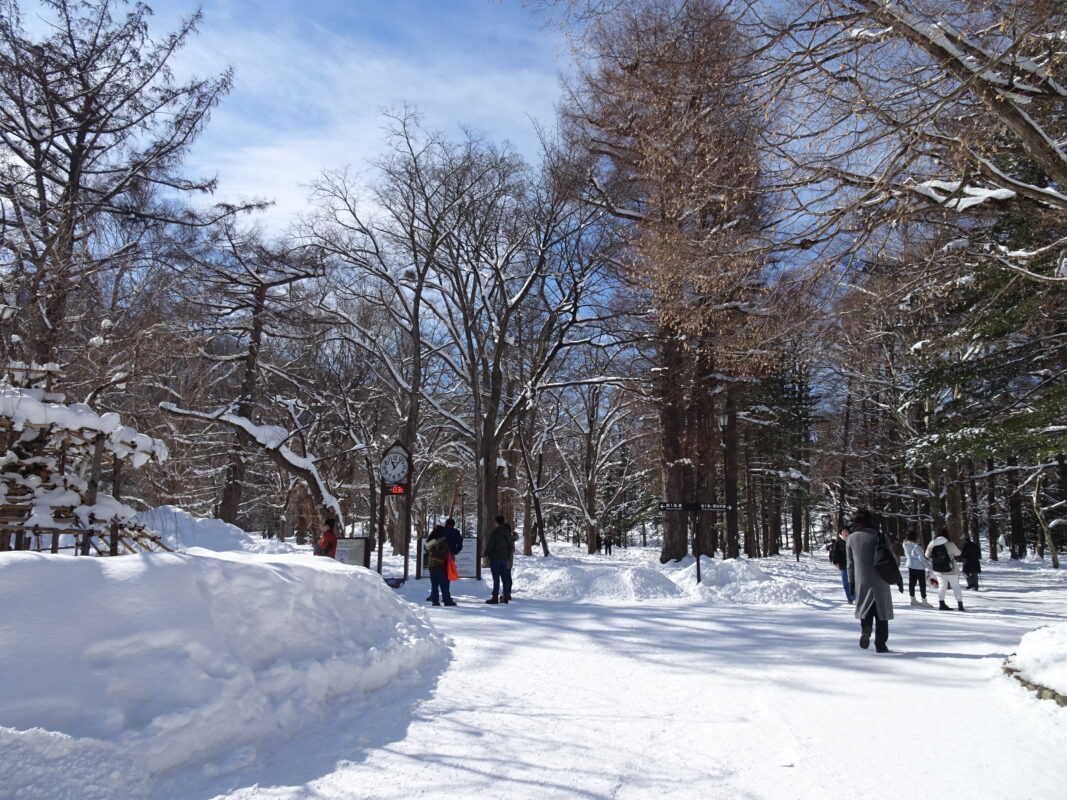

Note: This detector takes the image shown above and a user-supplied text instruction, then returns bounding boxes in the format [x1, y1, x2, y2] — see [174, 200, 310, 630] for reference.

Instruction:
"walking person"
[603, 530, 613, 555]
[424, 524, 459, 607]
[484, 515, 515, 604]
[829, 526, 854, 602]
[314, 518, 338, 559]
[926, 530, 964, 611]
[846, 509, 894, 653]
[960, 537, 981, 590]
[902, 530, 932, 607]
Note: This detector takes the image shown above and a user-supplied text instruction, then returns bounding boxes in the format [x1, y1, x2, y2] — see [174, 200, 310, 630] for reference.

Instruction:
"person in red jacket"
[315, 518, 338, 558]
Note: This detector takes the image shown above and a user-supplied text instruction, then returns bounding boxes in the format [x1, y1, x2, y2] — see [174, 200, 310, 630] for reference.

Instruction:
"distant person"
[902, 530, 932, 607]
[314, 518, 337, 559]
[927, 530, 964, 611]
[442, 517, 463, 560]
[829, 526, 853, 602]
[960, 537, 981, 590]
[424, 524, 458, 607]
[603, 530, 613, 555]
[846, 509, 894, 653]
[484, 515, 515, 604]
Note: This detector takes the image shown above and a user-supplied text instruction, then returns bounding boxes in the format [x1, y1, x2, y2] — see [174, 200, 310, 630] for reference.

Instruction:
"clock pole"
[402, 445, 413, 582]
[377, 441, 413, 580]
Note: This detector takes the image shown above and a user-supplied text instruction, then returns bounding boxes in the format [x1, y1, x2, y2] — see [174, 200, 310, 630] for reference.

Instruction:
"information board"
[335, 537, 369, 568]
[453, 537, 479, 578]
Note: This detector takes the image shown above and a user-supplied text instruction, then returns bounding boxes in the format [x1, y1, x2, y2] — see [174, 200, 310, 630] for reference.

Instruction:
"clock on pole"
[379, 443, 410, 486]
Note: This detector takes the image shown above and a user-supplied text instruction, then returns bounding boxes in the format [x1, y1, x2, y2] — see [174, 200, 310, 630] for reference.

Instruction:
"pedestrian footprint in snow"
[846, 509, 894, 653]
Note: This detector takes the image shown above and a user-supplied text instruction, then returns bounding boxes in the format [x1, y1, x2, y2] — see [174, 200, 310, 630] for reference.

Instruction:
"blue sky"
[147, 0, 568, 227]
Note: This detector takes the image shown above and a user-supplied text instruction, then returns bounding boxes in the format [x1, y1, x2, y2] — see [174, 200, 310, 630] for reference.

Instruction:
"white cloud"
[166, 1, 568, 230]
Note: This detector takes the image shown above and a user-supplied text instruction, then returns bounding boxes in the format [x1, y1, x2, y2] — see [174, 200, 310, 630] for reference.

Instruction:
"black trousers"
[908, 568, 927, 598]
[861, 608, 889, 648]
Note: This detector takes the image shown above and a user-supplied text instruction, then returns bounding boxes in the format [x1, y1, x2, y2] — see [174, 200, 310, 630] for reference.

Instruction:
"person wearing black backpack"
[926, 529, 964, 611]
[846, 508, 894, 653]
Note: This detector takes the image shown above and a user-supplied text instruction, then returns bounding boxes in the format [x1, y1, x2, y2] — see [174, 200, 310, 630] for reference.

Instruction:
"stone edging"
[1002, 662, 1067, 707]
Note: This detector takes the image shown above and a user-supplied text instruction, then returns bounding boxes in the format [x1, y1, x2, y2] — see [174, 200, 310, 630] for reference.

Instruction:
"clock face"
[380, 450, 409, 483]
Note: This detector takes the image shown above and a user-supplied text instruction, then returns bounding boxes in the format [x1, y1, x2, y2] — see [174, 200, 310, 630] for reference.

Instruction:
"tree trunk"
[986, 457, 999, 561]
[1032, 473, 1060, 568]
[837, 383, 852, 529]
[1006, 456, 1026, 559]
[722, 389, 741, 559]
[945, 460, 965, 545]
[659, 336, 691, 562]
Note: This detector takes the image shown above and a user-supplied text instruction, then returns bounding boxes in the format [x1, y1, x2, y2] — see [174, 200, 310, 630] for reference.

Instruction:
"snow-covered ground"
[2, 517, 1066, 800]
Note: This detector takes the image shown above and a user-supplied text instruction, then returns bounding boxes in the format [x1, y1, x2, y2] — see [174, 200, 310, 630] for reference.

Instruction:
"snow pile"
[0, 550, 448, 799]
[1009, 622, 1067, 697]
[134, 505, 299, 554]
[667, 556, 818, 605]
[512, 555, 685, 602]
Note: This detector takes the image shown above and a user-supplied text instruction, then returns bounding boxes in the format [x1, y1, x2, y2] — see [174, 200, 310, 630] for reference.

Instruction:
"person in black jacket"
[960, 537, 981, 590]
[484, 515, 515, 604]
[829, 526, 853, 602]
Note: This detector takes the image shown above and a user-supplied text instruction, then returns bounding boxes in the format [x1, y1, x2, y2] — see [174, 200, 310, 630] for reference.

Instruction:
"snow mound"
[0, 550, 448, 798]
[135, 505, 298, 554]
[1009, 622, 1067, 698]
[513, 556, 685, 602]
[668, 556, 818, 605]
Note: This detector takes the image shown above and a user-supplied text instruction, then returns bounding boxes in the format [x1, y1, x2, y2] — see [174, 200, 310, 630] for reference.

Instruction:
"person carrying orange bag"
[425, 518, 463, 606]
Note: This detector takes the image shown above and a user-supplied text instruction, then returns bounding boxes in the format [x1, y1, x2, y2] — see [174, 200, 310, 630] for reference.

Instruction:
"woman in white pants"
[926, 531, 964, 611]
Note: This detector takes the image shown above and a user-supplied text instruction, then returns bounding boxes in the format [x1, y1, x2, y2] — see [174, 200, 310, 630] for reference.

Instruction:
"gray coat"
[846, 526, 895, 621]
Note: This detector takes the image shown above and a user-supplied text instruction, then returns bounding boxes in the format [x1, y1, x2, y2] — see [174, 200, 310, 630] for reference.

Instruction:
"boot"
[443, 600, 457, 606]
[430, 600, 440, 606]
[910, 597, 921, 607]
[939, 601, 951, 610]
[501, 593, 510, 604]
[957, 601, 965, 611]
[921, 597, 932, 607]
[859, 629, 871, 649]
[485, 594, 499, 604]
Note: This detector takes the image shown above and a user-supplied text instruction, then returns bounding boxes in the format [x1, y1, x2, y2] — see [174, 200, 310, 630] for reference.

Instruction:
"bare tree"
[0, 0, 246, 365]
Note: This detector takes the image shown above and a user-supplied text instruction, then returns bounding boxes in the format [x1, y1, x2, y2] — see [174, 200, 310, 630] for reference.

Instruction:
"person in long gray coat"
[846, 508, 894, 653]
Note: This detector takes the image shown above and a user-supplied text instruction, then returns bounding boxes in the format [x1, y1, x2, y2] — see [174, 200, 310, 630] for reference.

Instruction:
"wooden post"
[110, 455, 122, 556]
[81, 435, 105, 556]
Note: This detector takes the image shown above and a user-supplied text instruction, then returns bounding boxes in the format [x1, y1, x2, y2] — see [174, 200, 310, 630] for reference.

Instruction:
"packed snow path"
[208, 550, 1067, 800]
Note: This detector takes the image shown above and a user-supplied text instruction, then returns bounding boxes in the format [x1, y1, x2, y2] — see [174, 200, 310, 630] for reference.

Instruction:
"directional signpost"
[658, 501, 734, 584]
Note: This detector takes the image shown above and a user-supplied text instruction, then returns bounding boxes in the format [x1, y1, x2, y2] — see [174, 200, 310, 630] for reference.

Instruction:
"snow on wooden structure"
[0, 364, 170, 555]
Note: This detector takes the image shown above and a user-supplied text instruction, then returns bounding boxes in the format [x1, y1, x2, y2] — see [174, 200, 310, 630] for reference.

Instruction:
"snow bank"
[1010, 622, 1067, 697]
[134, 505, 300, 554]
[0, 550, 448, 799]
[667, 556, 819, 605]
[513, 555, 686, 602]
[508, 547, 815, 605]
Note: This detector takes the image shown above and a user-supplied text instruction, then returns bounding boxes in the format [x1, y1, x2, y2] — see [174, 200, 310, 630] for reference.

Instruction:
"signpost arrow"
[659, 501, 734, 513]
